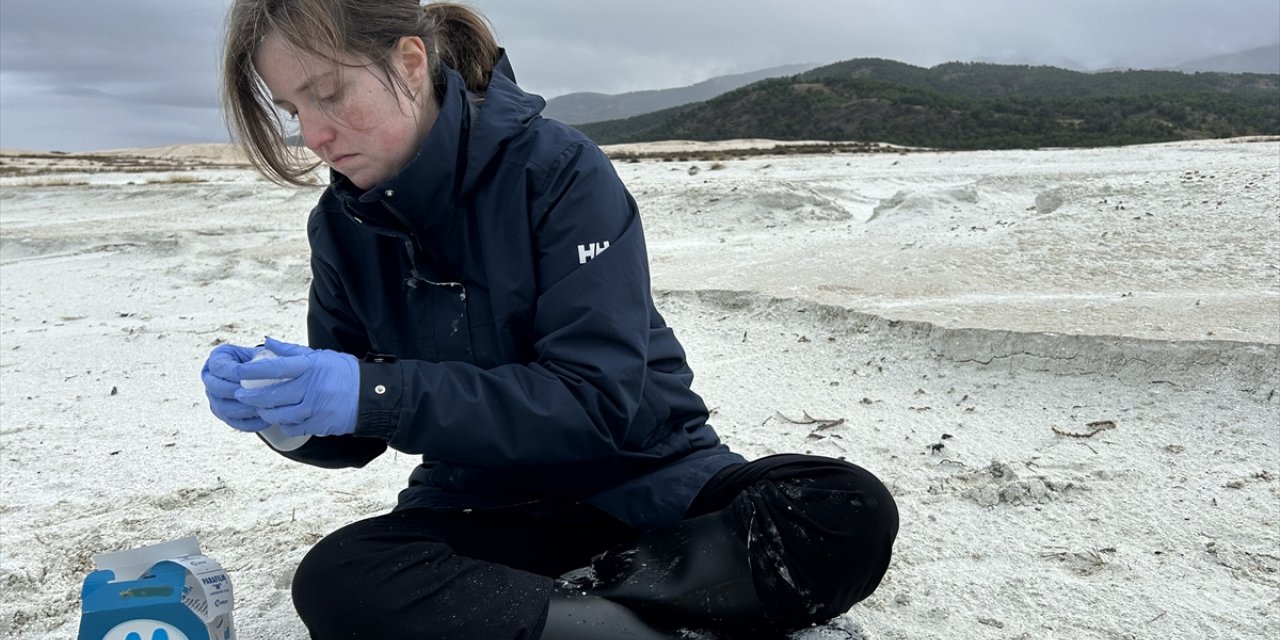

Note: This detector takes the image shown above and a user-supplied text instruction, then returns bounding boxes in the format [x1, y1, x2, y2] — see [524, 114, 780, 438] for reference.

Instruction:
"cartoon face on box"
[100, 619, 190, 640]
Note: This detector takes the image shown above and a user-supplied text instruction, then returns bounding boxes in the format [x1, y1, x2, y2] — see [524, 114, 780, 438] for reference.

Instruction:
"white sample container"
[241, 349, 313, 452]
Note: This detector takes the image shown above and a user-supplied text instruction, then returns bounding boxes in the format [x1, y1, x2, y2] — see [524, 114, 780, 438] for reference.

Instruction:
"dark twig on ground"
[1052, 420, 1117, 438]
[776, 411, 846, 431]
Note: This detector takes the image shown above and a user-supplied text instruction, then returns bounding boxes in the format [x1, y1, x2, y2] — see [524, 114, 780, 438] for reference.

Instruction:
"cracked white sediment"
[0, 139, 1276, 640]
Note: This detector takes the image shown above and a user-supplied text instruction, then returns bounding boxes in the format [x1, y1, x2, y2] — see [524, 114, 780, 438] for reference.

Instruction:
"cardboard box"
[78, 536, 235, 640]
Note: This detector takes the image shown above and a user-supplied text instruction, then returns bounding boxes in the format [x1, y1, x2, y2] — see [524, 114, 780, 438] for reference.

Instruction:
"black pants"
[292, 454, 898, 639]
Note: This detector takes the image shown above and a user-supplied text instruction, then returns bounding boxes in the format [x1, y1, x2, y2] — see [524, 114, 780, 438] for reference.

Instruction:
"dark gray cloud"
[1, 0, 226, 150]
[2, 0, 1276, 151]
[486, 0, 1280, 93]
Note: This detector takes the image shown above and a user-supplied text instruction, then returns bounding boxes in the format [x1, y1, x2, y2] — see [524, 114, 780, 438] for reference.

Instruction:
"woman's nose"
[298, 110, 336, 152]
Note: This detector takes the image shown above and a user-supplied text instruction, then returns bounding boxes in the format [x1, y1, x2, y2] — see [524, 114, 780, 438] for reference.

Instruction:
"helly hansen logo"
[577, 241, 610, 264]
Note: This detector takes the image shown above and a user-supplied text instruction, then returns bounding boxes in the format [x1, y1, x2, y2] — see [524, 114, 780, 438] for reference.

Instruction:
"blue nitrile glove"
[201, 343, 271, 432]
[233, 337, 360, 438]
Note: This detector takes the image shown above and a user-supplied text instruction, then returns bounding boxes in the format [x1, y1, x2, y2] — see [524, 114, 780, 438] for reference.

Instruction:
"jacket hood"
[459, 54, 547, 194]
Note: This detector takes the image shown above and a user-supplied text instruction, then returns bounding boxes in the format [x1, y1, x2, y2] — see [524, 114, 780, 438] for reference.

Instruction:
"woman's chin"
[330, 157, 379, 191]
[334, 168, 378, 192]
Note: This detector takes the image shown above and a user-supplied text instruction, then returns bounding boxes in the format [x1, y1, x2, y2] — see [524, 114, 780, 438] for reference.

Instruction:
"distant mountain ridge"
[576, 58, 1279, 150]
[792, 58, 1277, 97]
[542, 63, 819, 124]
[1173, 43, 1280, 75]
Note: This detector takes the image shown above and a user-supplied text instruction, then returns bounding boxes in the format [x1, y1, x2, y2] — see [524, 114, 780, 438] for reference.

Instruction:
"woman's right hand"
[201, 343, 271, 432]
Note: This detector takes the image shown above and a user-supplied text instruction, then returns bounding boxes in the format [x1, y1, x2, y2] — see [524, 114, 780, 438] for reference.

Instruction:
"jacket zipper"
[466, 92, 479, 162]
[379, 198, 467, 303]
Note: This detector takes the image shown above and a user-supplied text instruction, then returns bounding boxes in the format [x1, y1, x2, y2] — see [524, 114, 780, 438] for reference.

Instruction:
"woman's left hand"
[234, 337, 360, 438]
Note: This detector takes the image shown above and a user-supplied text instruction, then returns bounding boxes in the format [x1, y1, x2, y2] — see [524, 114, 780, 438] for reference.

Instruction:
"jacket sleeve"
[353, 142, 656, 467]
[256, 233, 389, 469]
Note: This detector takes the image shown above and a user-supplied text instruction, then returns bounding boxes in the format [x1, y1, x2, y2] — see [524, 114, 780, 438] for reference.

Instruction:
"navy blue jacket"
[271, 55, 743, 528]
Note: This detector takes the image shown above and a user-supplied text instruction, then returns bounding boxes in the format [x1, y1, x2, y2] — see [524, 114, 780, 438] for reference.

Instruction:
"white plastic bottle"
[240, 348, 313, 452]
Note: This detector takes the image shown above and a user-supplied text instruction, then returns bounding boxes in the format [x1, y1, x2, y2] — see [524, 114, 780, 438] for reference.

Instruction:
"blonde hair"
[222, 1, 500, 186]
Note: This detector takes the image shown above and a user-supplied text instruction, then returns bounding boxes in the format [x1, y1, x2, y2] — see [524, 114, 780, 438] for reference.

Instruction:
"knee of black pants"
[734, 461, 899, 628]
[290, 516, 552, 640]
[291, 521, 378, 634]
[290, 519, 451, 637]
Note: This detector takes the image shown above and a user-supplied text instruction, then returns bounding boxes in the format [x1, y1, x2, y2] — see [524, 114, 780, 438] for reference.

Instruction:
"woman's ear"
[395, 36, 429, 96]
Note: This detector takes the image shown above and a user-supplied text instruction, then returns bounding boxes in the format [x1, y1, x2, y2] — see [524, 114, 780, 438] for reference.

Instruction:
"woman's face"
[255, 33, 436, 190]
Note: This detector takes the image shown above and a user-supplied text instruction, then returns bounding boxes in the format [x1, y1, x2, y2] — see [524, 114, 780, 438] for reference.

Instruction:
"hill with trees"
[575, 59, 1279, 150]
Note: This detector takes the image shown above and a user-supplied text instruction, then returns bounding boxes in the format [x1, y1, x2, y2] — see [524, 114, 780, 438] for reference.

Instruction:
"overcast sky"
[2, 0, 1277, 151]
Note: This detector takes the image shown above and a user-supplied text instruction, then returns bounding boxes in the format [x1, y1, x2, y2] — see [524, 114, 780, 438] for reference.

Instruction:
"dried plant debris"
[1052, 420, 1117, 438]
[776, 411, 846, 431]
[1041, 546, 1118, 575]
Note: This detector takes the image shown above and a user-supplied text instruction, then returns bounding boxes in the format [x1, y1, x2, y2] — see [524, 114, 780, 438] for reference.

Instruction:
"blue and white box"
[78, 536, 235, 640]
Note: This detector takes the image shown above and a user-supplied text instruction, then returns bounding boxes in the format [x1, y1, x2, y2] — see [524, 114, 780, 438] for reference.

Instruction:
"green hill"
[798, 58, 1278, 98]
[575, 59, 1280, 150]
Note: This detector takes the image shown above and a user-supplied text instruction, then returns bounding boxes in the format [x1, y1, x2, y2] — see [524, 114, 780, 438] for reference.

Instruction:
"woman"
[202, 2, 898, 638]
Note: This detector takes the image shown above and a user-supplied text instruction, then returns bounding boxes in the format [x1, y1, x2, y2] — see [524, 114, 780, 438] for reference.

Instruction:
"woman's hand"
[201, 343, 272, 432]
[234, 337, 361, 438]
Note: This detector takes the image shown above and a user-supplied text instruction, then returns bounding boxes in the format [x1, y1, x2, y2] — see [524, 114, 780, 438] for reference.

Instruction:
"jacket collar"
[329, 52, 544, 237]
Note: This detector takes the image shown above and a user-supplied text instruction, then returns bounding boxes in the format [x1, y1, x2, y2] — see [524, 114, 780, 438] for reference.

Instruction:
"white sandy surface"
[1, 139, 1277, 639]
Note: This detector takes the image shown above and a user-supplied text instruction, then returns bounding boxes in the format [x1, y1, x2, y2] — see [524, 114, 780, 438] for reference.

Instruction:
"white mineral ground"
[0, 138, 1276, 639]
